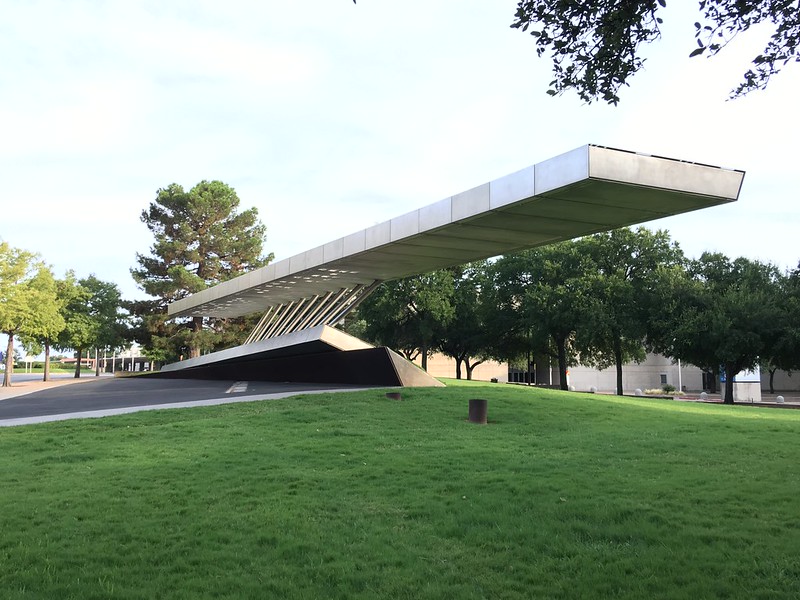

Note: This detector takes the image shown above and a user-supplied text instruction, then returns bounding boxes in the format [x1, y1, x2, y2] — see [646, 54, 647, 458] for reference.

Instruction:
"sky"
[2, 0, 798, 304]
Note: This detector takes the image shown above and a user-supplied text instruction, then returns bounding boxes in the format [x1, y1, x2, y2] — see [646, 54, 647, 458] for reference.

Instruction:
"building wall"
[419, 352, 699, 391]
[525, 354, 702, 394]
[414, 353, 508, 382]
[761, 370, 800, 392]
[566, 354, 703, 393]
[417, 350, 798, 394]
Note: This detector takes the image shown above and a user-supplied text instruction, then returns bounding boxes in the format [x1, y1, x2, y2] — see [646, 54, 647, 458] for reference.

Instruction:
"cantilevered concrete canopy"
[170, 145, 744, 320]
[162, 144, 743, 387]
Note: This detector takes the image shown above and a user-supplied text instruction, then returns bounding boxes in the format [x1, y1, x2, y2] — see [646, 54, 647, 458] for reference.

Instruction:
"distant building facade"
[420, 352, 700, 392]
[416, 354, 800, 393]
[420, 351, 795, 395]
[566, 354, 702, 393]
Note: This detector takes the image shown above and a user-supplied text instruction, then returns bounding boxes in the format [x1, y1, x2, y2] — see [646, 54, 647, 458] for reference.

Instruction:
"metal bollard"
[468, 399, 488, 424]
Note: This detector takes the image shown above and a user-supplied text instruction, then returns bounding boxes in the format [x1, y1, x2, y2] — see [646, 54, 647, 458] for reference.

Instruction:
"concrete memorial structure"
[163, 144, 744, 386]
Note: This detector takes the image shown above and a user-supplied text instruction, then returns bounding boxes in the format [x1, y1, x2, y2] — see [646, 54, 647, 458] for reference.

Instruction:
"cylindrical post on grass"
[468, 399, 488, 424]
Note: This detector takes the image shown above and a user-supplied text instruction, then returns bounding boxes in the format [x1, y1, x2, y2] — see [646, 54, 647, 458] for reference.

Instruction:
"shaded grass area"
[1, 382, 799, 599]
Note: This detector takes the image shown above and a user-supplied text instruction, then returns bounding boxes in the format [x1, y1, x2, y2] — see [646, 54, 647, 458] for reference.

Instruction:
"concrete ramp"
[153, 325, 443, 387]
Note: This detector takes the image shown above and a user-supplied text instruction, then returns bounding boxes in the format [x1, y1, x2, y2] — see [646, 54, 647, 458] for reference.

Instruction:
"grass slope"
[0, 382, 798, 599]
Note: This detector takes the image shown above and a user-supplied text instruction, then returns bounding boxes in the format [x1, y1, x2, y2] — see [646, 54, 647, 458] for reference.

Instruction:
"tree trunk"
[723, 362, 735, 404]
[769, 368, 777, 395]
[74, 347, 82, 378]
[455, 357, 462, 380]
[190, 316, 203, 358]
[43, 340, 51, 382]
[465, 359, 484, 381]
[613, 336, 624, 396]
[526, 349, 532, 386]
[3, 332, 14, 387]
[556, 335, 568, 391]
[421, 342, 428, 372]
[95, 348, 101, 377]
[401, 349, 420, 362]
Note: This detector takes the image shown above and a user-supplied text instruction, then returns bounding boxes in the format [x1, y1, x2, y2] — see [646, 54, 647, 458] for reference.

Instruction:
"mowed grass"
[1, 382, 798, 599]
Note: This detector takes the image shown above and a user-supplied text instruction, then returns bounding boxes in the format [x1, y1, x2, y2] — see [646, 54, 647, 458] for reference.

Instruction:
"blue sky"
[2, 0, 798, 303]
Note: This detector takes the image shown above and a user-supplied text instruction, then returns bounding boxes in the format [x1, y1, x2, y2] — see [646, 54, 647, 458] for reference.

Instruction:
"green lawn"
[1, 382, 798, 599]
[12, 367, 94, 375]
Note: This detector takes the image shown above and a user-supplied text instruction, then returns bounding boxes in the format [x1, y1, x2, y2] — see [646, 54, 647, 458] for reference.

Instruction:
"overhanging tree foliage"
[131, 181, 273, 361]
[512, 0, 799, 103]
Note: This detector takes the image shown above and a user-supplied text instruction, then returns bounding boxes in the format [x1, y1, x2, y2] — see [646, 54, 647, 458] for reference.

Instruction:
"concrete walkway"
[0, 376, 377, 427]
[0, 375, 104, 401]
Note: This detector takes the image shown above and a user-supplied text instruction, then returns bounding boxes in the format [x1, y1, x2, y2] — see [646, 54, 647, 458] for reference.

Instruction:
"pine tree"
[131, 180, 272, 360]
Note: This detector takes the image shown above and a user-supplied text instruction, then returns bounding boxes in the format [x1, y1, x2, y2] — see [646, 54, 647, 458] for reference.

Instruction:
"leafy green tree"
[436, 262, 494, 380]
[131, 180, 273, 360]
[649, 253, 785, 404]
[761, 262, 800, 392]
[82, 275, 128, 376]
[19, 267, 65, 382]
[54, 274, 93, 378]
[489, 242, 595, 390]
[578, 228, 684, 395]
[511, 1, 799, 103]
[0, 242, 55, 387]
[358, 271, 455, 371]
[57, 274, 126, 378]
[479, 262, 533, 372]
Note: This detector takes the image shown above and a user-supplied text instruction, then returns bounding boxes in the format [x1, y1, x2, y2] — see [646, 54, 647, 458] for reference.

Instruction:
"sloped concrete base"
[150, 325, 444, 388]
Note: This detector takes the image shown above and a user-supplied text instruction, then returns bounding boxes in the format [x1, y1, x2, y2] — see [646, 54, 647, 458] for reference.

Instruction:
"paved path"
[0, 376, 375, 427]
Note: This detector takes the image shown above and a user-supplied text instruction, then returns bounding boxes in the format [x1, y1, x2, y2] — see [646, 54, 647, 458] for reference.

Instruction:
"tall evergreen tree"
[131, 181, 273, 360]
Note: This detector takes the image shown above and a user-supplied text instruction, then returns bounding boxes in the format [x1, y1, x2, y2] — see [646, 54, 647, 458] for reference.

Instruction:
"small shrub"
[644, 386, 684, 397]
